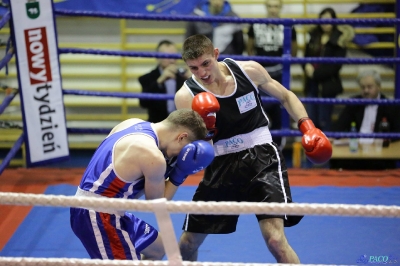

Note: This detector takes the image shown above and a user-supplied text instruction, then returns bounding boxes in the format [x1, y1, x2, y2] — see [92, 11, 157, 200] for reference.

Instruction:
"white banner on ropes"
[10, 0, 69, 166]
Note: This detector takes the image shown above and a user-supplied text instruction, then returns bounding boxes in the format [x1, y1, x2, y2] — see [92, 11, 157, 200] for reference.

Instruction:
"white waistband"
[75, 187, 125, 216]
[213, 126, 272, 156]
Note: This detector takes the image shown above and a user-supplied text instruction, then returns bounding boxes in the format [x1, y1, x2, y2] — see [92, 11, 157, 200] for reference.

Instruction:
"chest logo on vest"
[134, 124, 143, 131]
[236, 91, 257, 114]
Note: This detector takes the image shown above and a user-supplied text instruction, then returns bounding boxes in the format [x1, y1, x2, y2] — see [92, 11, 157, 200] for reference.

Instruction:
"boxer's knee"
[141, 235, 165, 260]
[179, 231, 207, 260]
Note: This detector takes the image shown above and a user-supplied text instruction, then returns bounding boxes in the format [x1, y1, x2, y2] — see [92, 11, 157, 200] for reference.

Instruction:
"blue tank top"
[79, 121, 159, 199]
[184, 58, 270, 142]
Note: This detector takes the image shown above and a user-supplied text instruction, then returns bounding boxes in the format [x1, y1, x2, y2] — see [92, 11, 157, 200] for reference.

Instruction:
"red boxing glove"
[298, 117, 332, 164]
[192, 92, 220, 140]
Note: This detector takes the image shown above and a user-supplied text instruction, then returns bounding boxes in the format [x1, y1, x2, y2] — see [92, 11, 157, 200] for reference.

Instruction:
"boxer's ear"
[178, 132, 189, 143]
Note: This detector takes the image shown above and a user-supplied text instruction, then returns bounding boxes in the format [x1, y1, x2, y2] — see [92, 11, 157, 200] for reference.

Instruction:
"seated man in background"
[331, 69, 400, 169]
[139, 40, 191, 123]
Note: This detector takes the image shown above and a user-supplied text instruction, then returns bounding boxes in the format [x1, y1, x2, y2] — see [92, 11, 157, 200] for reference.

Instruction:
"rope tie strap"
[152, 198, 183, 266]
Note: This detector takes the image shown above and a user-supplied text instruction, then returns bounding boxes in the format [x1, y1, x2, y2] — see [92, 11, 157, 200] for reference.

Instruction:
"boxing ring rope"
[0, 10, 13, 73]
[62, 89, 400, 139]
[0, 133, 23, 175]
[1, 6, 400, 266]
[0, 192, 399, 266]
[0, 11, 13, 71]
[60, 47, 400, 64]
[54, 9, 399, 26]
[53, 13, 400, 139]
[1, 192, 400, 217]
[0, 89, 17, 115]
[0, 9, 21, 176]
[53, 9, 400, 102]
[0, 258, 352, 266]
[0, 259, 348, 266]
[0, 10, 10, 28]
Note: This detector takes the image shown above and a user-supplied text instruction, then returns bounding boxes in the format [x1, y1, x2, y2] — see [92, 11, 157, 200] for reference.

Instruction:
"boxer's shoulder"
[110, 118, 146, 135]
[113, 134, 165, 182]
[116, 134, 159, 154]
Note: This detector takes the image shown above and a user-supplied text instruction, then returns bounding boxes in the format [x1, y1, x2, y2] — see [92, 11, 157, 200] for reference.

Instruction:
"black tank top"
[184, 58, 269, 142]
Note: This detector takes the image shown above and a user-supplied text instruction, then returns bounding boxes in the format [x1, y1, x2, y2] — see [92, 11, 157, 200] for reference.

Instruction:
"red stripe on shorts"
[99, 213, 127, 259]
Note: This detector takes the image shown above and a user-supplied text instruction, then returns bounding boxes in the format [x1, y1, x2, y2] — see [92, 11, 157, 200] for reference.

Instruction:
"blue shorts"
[70, 207, 158, 260]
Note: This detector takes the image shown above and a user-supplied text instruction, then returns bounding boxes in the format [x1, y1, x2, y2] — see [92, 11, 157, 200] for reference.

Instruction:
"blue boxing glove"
[168, 140, 215, 186]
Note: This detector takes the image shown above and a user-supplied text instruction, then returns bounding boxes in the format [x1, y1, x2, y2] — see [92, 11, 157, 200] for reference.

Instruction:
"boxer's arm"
[175, 85, 193, 109]
[142, 151, 180, 201]
[114, 135, 169, 200]
[163, 181, 179, 200]
[142, 155, 168, 200]
[240, 61, 308, 121]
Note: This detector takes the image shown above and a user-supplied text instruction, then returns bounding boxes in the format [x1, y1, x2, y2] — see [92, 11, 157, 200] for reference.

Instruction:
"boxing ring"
[1, 0, 400, 265]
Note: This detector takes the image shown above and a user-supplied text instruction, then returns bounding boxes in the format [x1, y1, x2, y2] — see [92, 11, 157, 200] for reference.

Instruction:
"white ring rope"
[1, 192, 398, 266]
[0, 257, 344, 266]
[0, 192, 399, 217]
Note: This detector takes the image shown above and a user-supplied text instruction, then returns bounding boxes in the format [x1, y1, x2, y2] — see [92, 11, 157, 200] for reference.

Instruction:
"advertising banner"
[10, 0, 69, 166]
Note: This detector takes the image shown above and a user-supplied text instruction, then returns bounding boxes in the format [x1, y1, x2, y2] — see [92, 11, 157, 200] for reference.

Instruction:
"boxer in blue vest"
[70, 108, 214, 260]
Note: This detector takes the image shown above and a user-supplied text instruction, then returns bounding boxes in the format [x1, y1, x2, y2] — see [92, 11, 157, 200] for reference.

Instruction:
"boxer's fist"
[168, 140, 214, 186]
[192, 92, 220, 140]
[298, 117, 332, 164]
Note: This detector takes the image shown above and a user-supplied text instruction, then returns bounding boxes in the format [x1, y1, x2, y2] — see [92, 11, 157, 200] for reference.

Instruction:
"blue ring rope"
[63, 89, 400, 105]
[1, 8, 399, 169]
[0, 133, 24, 176]
[0, 50, 13, 71]
[0, 11, 10, 29]
[66, 127, 400, 139]
[0, 93, 17, 115]
[58, 48, 400, 64]
[54, 9, 400, 26]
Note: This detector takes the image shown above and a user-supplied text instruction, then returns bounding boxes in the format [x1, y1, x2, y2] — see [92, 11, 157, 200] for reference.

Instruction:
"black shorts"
[182, 143, 303, 234]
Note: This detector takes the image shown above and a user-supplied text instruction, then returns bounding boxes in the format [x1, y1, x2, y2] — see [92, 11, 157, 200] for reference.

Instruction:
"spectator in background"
[139, 40, 191, 123]
[332, 69, 400, 135]
[351, 4, 395, 58]
[303, 7, 354, 131]
[185, 0, 244, 55]
[247, 0, 298, 149]
[331, 69, 400, 169]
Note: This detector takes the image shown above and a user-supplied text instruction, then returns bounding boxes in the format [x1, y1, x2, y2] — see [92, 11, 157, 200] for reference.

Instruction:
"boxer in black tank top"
[175, 34, 331, 263]
[182, 58, 301, 231]
[185, 58, 269, 142]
